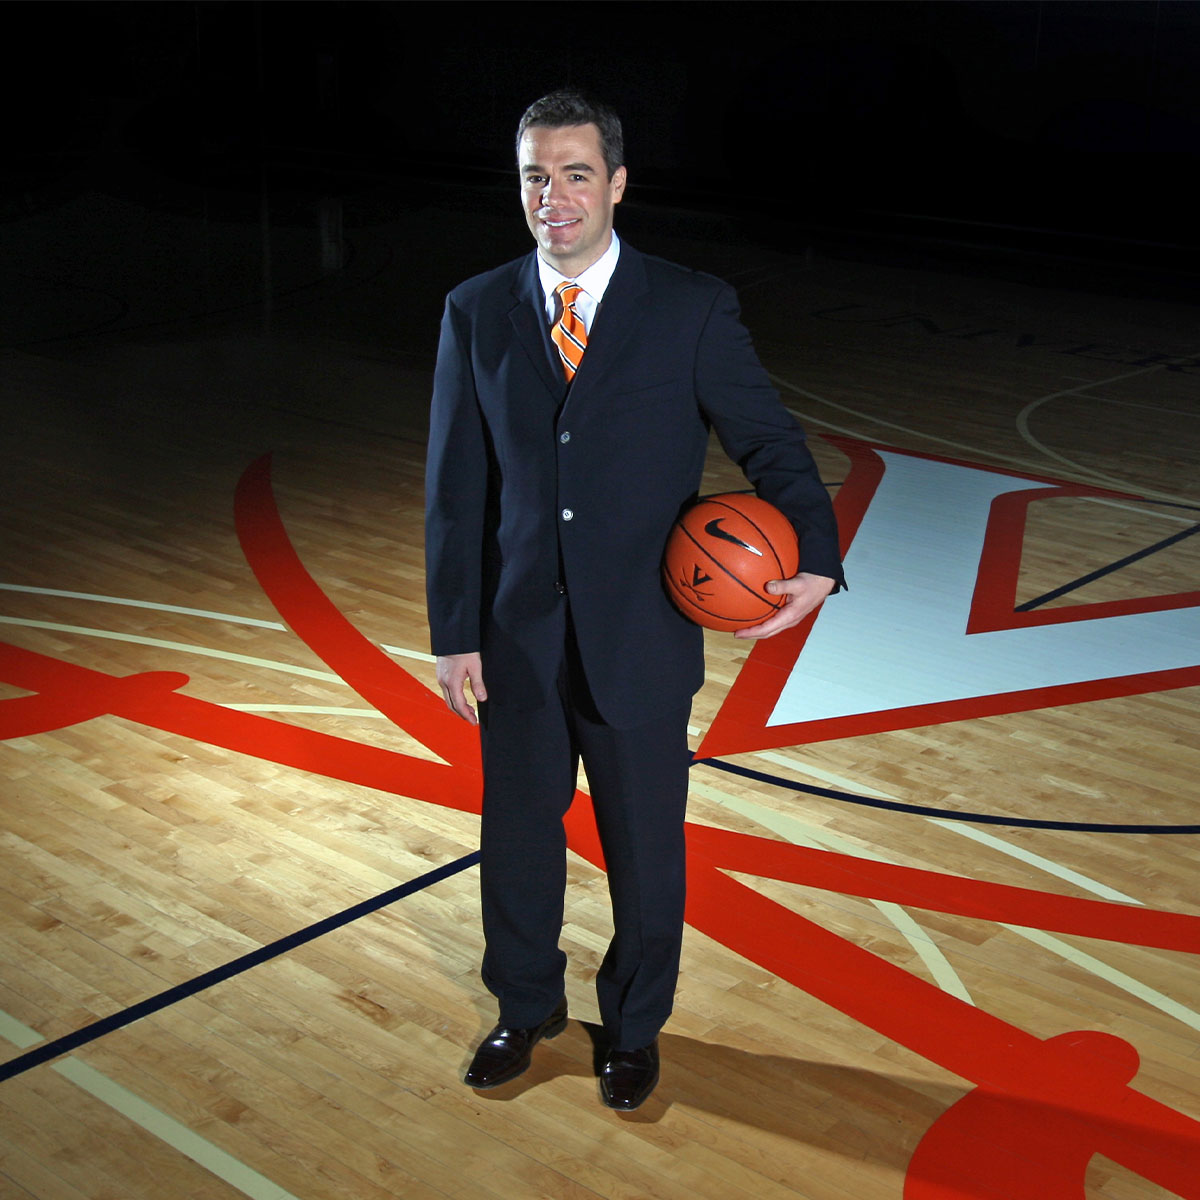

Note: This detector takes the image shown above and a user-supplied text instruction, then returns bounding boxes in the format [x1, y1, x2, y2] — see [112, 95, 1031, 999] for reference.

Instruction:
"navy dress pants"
[477, 621, 691, 1052]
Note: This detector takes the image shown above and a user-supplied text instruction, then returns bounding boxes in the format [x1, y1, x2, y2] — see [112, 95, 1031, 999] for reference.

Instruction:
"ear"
[610, 165, 628, 204]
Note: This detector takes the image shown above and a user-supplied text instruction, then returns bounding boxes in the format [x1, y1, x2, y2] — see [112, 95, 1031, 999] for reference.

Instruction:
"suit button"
[555, 580, 567, 594]
[559, 431, 571, 443]
[561, 508, 574, 521]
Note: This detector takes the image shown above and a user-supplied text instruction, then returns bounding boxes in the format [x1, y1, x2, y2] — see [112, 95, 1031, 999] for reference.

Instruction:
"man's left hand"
[734, 572, 837, 639]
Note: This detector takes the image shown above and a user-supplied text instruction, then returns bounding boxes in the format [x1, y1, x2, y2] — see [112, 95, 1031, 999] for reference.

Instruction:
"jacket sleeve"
[692, 283, 845, 587]
[424, 295, 489, 655]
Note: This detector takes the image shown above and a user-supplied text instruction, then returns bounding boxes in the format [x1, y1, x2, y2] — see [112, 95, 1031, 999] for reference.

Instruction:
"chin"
[542, 238, 580, 263]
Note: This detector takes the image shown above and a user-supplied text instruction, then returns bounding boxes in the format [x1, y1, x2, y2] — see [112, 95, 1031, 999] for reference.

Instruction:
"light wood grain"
[1, 190, 1197, 1199]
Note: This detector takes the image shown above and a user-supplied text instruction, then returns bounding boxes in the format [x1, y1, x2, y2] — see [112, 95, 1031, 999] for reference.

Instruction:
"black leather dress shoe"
[599, 1040, 659, 1110]
[463, 997, 568, 1089]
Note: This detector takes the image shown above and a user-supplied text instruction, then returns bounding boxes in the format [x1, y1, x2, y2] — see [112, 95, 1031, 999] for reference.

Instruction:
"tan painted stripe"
[1003, 925, 1200, 1032]
[0, 583, 285, 629]
[688, 777, 974, 1002]
[0, 585, 435, 661]
[754, 748, 1143, 903]
[0, 616, 342, 682]
[0, 1010, 302, 1200]
[736, 755, 1200, 1025]
[930, 818, 1142, 905]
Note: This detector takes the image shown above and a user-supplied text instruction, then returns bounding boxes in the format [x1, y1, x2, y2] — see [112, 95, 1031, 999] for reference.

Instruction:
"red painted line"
[234, 454, 480, 771]
[4, 451, 1199, 1196]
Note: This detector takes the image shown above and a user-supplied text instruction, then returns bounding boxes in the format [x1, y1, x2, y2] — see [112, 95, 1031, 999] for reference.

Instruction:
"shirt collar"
[537, 231, 622, 313]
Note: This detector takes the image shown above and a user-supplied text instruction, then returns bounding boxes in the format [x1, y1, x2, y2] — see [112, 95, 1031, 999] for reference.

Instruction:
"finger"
[439, 673, 475, 723]
[734, 614, 787, 639]
[451, 687, 478, 724]
[735, 606, 795, 639]
[735, 595, 813, 640]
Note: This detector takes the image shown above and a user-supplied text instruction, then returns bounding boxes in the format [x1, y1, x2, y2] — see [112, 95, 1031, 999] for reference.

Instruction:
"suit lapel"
[505, 243, 650, 411]
[562, 244, 649, 413]
[507, 254, 563, 400]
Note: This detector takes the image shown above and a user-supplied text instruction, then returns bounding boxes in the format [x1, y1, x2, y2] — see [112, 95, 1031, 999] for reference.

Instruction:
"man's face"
[518, 123, 627, 277]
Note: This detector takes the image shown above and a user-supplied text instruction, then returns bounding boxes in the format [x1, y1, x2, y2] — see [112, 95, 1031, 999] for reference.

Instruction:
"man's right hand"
[436, 652, 487, 724]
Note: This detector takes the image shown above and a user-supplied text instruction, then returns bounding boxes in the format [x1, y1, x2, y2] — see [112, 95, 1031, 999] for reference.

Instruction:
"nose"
[540, 174, 564, 208]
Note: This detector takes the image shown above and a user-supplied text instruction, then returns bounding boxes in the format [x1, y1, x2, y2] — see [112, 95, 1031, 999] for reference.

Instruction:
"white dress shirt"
[536, 232, 622, 334]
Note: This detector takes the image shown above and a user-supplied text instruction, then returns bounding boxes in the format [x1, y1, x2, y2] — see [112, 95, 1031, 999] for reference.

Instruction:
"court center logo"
[4, 451, 1200, 1196]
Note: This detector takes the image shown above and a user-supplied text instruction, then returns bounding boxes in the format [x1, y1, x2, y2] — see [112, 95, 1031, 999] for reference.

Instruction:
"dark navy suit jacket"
[425, 242, 842, 728]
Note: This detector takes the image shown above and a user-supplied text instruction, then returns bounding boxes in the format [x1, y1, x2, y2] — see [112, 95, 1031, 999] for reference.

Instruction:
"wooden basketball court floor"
[1, 182, 1198, 1200]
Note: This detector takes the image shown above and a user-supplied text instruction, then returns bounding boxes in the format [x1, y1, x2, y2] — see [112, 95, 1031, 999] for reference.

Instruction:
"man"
[425, 89, 842, 1110]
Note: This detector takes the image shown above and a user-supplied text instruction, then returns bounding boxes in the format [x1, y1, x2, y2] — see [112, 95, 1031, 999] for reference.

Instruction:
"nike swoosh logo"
[705, 518, 763, 557]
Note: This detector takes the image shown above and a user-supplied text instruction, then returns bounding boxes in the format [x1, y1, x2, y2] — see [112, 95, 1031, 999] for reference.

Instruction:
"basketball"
[662, 493, 800, 632]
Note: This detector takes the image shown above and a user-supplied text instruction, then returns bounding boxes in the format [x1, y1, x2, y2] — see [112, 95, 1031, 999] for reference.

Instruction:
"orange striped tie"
[551, 280, 587, 382]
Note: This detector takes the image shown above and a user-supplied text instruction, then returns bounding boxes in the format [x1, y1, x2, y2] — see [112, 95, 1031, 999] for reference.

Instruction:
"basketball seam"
[667, 585, 778, 628]
[671, 520, 784, 617]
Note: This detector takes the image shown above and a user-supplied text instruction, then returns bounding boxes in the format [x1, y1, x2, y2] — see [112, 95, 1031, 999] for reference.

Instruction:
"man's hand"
[734, 572, 836, 640]
[436, 652, 487, 724]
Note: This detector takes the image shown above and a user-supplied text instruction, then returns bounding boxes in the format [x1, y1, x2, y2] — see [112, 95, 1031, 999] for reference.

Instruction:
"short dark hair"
[515, 88, 625, 179]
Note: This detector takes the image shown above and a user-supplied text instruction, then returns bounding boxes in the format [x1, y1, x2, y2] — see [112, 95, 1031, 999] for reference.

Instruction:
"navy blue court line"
[0, 851, 480, 1084]
[1017, 521, 1200, 611]
[694, 757, 1200, 834]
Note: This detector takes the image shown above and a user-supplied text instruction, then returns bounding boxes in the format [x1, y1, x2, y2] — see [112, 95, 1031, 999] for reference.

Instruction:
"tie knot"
[555, 280, 584, 306]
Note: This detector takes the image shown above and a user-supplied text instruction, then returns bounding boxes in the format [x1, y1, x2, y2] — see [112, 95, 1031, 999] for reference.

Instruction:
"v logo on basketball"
[684, 564, 713, 596]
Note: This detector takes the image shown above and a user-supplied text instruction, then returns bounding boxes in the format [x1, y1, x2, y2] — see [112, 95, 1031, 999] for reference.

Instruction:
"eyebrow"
[522, 162, 598, 175]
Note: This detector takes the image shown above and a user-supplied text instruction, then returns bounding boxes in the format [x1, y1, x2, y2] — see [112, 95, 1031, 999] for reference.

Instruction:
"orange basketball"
[662, 493, 800, 632]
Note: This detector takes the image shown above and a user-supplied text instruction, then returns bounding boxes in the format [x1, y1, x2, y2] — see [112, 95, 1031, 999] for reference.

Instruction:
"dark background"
[5, 0, 1200, 295]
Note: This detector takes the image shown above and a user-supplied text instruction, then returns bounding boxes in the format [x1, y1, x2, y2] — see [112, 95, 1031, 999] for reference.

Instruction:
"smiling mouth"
[543, 218, 580, 229]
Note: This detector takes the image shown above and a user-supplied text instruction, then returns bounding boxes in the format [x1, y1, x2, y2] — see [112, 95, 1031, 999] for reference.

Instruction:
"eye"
[526, 174, 547, 186]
